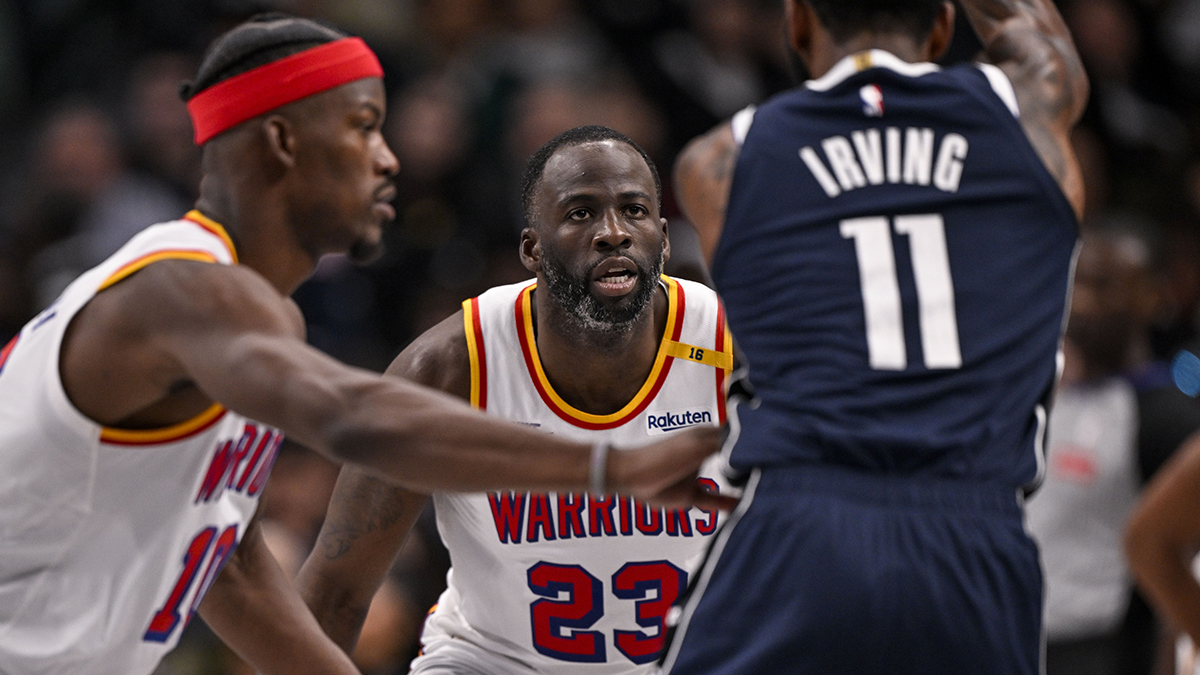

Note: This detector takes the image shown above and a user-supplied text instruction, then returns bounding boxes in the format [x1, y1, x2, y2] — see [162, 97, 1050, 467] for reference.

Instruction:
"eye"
[625, 204, 648, 218]
[568, 208, 591, 221]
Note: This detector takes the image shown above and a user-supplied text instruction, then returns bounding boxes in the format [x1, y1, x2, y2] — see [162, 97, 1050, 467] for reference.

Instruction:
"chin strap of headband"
[187, 36, 384, 145]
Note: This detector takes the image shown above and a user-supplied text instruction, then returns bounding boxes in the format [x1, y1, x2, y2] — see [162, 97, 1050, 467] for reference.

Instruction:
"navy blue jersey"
[714, 51, 1078, 489]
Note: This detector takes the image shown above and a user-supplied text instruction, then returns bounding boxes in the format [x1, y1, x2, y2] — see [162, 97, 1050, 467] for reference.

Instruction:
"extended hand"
[609, 426, 740, 512]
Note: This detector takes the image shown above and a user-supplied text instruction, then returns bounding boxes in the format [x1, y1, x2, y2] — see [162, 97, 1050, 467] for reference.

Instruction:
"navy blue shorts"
[660, 464, 1043, 675]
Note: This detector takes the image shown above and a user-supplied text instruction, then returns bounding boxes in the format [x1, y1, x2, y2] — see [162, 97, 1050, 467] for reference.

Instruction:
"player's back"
[716, 51, 1078, 489]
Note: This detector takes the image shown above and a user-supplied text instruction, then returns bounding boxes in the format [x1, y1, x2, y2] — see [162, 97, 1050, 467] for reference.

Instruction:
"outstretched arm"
[1126, 432, 1200, 643]
[198, 511, 361, 675]
[959, 0, 1089, 220]
[68, 260, 729, 508]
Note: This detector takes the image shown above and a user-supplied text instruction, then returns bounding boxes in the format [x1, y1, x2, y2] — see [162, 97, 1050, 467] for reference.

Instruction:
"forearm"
[296, 469, 427, 652]
[326, 382, 591, 493]
[199, 522, 360, 675]
[1126, 434, 1200, 644]
[1126, 537, 1200, 642]
[958, 0, 1087, 114]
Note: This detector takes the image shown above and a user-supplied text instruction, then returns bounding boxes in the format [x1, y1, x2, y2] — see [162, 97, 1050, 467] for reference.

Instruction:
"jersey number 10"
[841, 214, 962, 371]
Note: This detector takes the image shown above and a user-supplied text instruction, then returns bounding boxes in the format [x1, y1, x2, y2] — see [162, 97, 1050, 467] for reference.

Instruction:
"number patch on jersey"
[527, 560, 687, 664]
[143, 523, 239, 643]
[841, 213, 962, 370]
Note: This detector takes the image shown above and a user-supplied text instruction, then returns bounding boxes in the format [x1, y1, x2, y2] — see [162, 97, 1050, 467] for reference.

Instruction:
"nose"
[593, 209, 632, 252]
[377, 138, 400, 177]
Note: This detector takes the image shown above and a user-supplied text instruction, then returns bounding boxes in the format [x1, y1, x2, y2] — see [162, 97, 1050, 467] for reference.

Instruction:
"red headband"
[187, 37, 384, 145]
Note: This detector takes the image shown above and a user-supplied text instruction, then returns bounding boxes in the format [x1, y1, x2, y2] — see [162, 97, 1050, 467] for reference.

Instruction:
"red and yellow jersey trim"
[100, 402, 228, 446]
[462, 297, 488, 410]
[97, 250, 219, 291]
[514, 276, 685, 430]
[96, 211, 238, 292]
[183, 210, 238, 263]
[715, 300, 732, 425]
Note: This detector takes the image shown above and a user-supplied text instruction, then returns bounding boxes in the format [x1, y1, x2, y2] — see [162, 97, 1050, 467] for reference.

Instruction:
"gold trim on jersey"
[463, 297, 487, 410]
[516, 276, 682, 429]
[183, 210, 238, 263]
[97, 250, 220, 291]
[99, 402, 227, 446]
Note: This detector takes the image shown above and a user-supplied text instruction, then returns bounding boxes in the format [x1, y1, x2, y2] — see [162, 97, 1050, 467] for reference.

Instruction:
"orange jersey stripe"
[182, 210, 238, 263]
[463, 297, 488, 410]
[100, 403, 227, 446]
[97, 250, 219, 292]
[514, 277, 684, 430]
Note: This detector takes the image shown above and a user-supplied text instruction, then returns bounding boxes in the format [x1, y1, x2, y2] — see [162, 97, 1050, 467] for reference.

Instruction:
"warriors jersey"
[0, 211, 282, 675]
[414, 276, 731, 675]
[715, 50, 1079, 490]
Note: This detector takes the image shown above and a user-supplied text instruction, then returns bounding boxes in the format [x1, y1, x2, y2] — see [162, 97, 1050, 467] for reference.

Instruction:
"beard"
[540, 247, 663, 340]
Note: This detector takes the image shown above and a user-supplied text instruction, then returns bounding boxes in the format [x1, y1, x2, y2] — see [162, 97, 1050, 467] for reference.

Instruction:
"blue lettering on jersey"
[646, 410, 713, 435]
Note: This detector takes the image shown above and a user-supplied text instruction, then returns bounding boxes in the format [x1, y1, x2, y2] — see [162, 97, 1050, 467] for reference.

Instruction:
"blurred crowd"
[3, 0, 1200, 674]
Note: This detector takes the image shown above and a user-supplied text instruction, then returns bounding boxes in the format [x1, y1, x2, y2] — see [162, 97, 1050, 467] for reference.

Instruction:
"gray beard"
[541, 253, 663, 343]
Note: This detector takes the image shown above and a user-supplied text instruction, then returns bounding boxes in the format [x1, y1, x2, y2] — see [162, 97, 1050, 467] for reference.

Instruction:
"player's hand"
[608, 426, 740, 512]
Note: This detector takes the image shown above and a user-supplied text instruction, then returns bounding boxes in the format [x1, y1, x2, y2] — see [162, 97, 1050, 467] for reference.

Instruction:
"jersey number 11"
[841, 213, 962, 371]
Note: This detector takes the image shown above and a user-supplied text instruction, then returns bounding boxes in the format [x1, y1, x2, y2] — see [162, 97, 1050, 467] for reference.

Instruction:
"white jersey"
[414, 277, 734, 675]
[0, 211, 282, 675]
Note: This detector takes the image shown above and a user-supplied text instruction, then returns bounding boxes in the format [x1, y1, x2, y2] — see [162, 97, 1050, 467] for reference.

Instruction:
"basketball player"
[295, 125, 734, 674]
[0, 18, 724, 675]
[657, 1, 1087, 674]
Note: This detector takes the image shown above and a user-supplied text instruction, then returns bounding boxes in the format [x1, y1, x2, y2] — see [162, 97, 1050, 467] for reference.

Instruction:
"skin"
[294, 139, 732, 656]
[1126, 435, 1200, 647]
[50, 56, 725, 675]
[673, 0, 1089, 266]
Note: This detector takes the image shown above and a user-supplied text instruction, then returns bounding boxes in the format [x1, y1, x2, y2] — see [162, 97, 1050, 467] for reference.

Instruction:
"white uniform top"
[414, 277, 734, 675]
[0, 211, 282, 675]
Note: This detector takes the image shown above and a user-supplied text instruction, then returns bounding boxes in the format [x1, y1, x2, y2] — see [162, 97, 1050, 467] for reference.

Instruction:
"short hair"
[520, 125, 662, 229]
[804, 0, 945, 44]
[179, 13, 348, 102]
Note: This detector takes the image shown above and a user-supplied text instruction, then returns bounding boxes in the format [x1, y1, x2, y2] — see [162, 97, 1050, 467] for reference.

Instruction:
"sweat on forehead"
[521, 125, 662, 228]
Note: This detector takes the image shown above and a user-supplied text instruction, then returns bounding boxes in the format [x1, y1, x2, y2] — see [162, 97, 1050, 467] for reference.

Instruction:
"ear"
[661, 217, 671, 264]
[786, 0, 815, 66]
[263, 114, 297, 168]
[926, 1, 956, 63]
[520, 227, 542, 274]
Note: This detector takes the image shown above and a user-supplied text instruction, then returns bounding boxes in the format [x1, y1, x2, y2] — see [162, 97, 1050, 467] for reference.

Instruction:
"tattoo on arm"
[318, 477, 411, 560]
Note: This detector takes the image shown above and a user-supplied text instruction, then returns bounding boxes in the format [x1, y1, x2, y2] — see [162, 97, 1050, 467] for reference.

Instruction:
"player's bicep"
[675, 123, 740, 266]
[145, 263, 371, 447]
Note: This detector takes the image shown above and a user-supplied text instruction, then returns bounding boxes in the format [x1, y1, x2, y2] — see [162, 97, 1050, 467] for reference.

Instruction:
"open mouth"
[593, 260, 639, 297]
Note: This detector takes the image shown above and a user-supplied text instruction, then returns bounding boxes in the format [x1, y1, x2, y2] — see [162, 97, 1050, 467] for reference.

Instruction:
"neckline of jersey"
[183, 209, 239, 263]
[514, 276, 685, 429]
[806, 49, 940, 92]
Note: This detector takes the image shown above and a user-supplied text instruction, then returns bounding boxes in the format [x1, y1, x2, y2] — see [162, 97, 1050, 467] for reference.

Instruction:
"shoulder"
[386, 309, 471, 400]
[103, 259, 302, 338]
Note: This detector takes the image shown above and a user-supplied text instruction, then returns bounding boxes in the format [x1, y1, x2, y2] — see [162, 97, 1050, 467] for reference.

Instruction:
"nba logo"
[860, 84, 884, 117]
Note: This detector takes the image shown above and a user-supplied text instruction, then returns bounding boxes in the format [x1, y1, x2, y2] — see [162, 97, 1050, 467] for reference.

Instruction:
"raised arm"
[959, 0, 1089, 220]
[66, 260, 728, 506]
[1125, 431, 1200, 643]
[295, 313, 466, 652]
